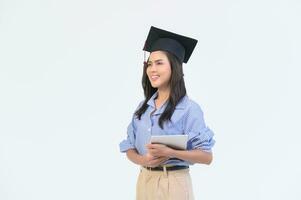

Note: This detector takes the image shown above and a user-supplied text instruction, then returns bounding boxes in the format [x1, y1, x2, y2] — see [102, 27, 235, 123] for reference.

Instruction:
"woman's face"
[146, 51, 172, 90]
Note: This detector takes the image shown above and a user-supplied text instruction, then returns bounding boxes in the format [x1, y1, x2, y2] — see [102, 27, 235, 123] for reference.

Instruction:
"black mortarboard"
[143, 26, 198, 63]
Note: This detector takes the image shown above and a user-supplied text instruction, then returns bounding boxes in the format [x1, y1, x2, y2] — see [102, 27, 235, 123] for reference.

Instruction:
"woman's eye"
[146, 62, 162, 66]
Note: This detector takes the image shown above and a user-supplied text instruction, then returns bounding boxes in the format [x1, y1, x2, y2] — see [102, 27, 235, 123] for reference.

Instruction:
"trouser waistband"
[143, 165, 189, 171]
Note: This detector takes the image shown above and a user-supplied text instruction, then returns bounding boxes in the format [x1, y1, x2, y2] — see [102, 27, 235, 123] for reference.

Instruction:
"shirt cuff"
[187, 126, 215, 152]
[119, 139, 135, 153]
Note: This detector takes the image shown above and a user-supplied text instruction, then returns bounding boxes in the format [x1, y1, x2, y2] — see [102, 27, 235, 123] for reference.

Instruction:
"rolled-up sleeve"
[184, 103, 215, 152]
[119, 101, 145, 153]
[119, 115, 136, 153]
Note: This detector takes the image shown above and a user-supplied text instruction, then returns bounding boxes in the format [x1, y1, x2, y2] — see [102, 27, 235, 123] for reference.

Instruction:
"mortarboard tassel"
[143, 50, 147, 66]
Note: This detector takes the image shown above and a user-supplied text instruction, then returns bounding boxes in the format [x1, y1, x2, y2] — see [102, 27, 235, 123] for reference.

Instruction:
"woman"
[119, 26, 215, 200]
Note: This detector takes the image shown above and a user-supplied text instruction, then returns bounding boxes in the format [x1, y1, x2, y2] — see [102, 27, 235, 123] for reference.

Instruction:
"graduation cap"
[143, 26, 198, 64]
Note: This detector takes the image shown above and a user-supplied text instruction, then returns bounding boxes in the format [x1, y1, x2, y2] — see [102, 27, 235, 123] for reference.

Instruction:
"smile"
[150, 75, 160, 81]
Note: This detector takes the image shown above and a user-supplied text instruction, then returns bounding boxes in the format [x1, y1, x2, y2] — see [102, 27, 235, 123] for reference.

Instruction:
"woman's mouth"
[150, 75, 160, 81]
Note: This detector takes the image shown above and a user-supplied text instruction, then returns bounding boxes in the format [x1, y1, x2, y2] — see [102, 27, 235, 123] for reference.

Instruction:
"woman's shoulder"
[180, 95, 204, 112]
[170, 96, 204, 124]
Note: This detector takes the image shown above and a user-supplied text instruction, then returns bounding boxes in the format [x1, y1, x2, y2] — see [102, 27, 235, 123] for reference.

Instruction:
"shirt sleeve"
[119, 100, 144, 153]
[184, 102, 215, 152]
[119, 114, 136, 153]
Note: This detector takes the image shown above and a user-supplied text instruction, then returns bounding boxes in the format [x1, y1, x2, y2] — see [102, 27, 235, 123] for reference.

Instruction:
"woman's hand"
[141, 153, 169, 167]
[146, 143, 175, 158]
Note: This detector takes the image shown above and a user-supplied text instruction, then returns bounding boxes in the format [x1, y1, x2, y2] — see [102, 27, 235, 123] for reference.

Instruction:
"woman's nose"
[149, 64, 157, 71]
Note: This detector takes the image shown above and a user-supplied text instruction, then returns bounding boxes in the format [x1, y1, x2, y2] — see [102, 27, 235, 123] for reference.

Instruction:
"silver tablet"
[150, 135, 188, 150]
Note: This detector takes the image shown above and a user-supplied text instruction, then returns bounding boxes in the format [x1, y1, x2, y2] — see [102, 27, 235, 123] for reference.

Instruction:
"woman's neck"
[156, 87, 170, 102]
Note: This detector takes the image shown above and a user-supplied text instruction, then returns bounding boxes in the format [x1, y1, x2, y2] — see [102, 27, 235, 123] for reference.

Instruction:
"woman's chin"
[150, 83, 160, 88]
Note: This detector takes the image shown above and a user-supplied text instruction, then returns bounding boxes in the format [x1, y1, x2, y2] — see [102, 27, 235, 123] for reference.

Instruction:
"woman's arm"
[126, 149, 145, 165]
[146, 144, 213, 165]
[126, 148, 169, 167]
[170, 148, 213, 165]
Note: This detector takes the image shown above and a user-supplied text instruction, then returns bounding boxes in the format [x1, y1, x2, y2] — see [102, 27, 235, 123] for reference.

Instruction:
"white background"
[1, 0, 300, 199]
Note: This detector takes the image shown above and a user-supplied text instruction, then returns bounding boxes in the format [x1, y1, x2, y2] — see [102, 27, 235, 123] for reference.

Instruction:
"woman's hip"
[136, 166, 194, 200]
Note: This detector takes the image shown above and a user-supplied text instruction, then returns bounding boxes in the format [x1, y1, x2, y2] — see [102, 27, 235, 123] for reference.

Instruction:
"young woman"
[119, 26, 215, 200]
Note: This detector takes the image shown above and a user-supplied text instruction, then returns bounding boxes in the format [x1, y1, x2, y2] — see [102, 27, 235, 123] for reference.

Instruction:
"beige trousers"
[136, 166, 194, 200]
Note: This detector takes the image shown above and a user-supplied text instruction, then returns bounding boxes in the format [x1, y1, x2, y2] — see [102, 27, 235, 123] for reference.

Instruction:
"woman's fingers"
[147, 144, 172, 157]
[159, 156, 169, 163]
[148, 156, 169, 167]
[148, 149, 158, 154]
[146, 152, 155, 158]
[146, 143, 166, 149]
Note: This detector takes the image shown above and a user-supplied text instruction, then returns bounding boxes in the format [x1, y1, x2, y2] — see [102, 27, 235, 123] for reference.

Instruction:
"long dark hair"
[134, 51, 187, 129]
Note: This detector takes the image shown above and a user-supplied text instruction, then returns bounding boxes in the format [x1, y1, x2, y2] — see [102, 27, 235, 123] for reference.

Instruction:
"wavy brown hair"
[134, 51, 187, 129]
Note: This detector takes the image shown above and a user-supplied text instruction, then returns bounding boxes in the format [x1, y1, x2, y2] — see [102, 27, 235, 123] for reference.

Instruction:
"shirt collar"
[146, 91, 188, 115]
[146, 91, 158, 108]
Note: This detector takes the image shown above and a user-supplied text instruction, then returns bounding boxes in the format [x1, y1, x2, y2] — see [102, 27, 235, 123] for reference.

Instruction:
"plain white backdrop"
[0, 0, 300, 199]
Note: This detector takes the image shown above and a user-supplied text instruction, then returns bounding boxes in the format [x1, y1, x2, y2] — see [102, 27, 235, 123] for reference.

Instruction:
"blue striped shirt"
[119, 91, 215, 166]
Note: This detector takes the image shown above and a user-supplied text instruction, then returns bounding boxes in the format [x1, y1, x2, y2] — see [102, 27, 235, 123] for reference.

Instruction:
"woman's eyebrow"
[148, 59, 164, 63]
